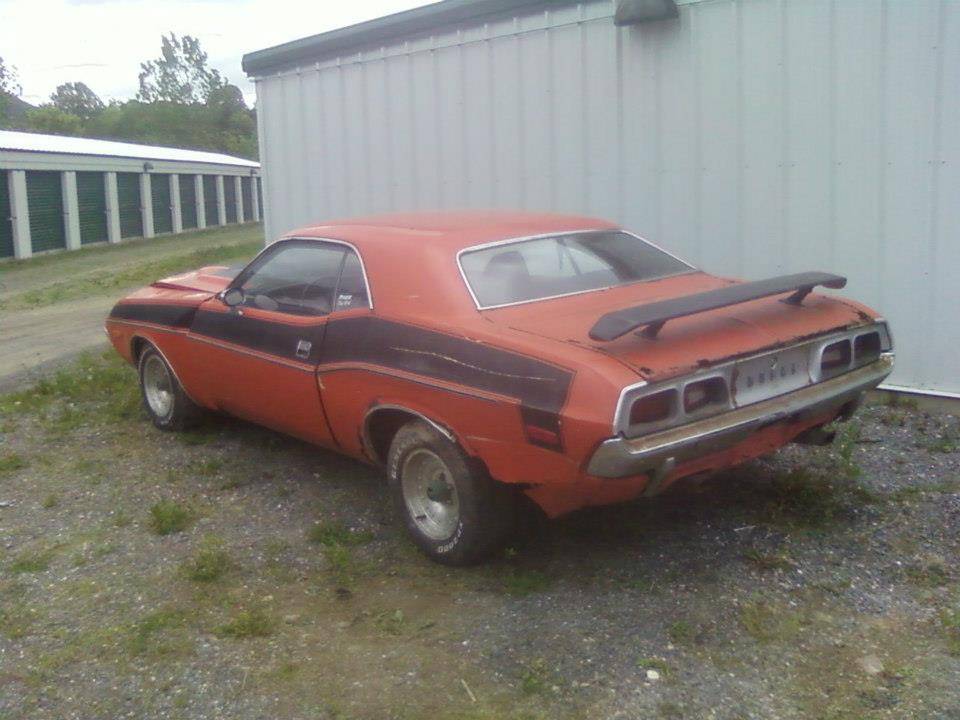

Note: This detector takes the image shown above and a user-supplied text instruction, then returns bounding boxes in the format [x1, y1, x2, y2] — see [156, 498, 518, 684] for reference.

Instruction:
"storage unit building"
[243, 0, 960, 397]
[0, 130, 261, 260]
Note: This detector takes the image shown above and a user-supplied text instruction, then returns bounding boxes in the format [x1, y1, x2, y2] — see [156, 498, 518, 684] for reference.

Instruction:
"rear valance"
[589, 272, 847, 341]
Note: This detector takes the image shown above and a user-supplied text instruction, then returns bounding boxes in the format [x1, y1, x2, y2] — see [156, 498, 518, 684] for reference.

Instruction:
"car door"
[186, 239, 357, 446]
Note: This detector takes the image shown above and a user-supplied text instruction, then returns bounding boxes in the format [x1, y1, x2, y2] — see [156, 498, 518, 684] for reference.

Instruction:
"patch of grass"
[181, 538, 232, 582]
[739, 599, 803, 643]
[833, 420, 862, 478]
[215, 607, 275, 639]
[744, 548, 795, 571]
[0, 603, 38, 639]
[0, 452, 27, 475]
[9, 547, 56, 573]
[1, 239, 261, 312]
[128, 607, 188, 655]
[192, 458, 224, 477]
[667, 620, 696, 645]
[884, 392, 918, 410]
[307, 520, 373, 547]
[904, 558, 950, 588]
[502, 569, 553, 597]
[147, 500, 193, 536]
[741, 467, 875, 529]
[323, 544, 353, 585]
[373, 609, 406, 636]
[886, 479, 960, 503]
[927, 428, 958, 454]
[41, 493, 59, 509]
[942, 608, 960, 656]
[0, 350, 139, 425]
[519, 659, 550, 695]
[637, 657, 672, 676]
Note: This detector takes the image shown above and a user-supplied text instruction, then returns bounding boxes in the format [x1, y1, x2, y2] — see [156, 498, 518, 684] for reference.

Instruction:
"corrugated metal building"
[243, 0, 959, 397]
[0, 131, 263, 260]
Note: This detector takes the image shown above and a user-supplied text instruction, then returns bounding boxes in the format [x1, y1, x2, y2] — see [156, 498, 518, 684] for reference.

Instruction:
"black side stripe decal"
[109, 303, 198, 328]
[322, 317, 571, 416]
[108, 305, 572, 417]
[190, 310, 325, 363]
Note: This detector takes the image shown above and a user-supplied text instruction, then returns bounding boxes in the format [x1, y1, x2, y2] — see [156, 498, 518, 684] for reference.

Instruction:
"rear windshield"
[459, 231, 693, 308]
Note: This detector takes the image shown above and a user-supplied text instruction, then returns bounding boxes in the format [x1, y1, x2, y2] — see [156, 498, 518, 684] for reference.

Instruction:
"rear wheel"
[387, 420, 514, 565]
[138, 345, 200, 431]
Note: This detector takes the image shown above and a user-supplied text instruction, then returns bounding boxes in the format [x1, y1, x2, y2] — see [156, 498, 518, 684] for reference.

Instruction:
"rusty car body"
[106, 212, 893, 563]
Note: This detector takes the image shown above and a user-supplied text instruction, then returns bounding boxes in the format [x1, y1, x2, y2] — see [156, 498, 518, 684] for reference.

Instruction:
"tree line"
[0, 34, 257, 159]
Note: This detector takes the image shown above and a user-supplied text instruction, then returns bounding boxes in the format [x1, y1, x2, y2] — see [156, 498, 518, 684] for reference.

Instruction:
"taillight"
[630, 389, 676, 425]
[854, 332, 881, 363]
[820, 339, 851, 375]
[683, 377, 728, 414]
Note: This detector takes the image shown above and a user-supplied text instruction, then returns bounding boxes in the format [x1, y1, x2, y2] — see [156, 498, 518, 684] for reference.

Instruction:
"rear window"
[459, 231, 693, 308]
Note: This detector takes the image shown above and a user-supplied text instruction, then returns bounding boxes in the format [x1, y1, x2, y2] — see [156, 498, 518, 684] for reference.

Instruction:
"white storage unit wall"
[244, 0, 960, 397]
[0, 130, 262, 260]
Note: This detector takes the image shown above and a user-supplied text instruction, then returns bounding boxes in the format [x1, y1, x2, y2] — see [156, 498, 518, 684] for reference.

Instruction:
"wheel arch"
[362, 404, 463, 467]
[132, 336, 200, 408]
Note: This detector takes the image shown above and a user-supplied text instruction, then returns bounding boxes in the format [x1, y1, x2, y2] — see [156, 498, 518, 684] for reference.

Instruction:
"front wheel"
[138, 345, 201, 431]
[387, 420, 515, 565]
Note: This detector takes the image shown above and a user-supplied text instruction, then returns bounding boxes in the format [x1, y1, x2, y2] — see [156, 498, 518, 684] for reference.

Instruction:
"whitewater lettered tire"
[387, 420, 514, 565]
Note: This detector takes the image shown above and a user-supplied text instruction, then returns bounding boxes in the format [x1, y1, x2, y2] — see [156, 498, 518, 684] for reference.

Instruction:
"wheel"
[138, 345, 201, 431]
[387, 420, 515, 565]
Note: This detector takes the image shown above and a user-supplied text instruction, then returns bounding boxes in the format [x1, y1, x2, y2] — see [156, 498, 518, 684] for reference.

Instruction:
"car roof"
[283, 211, 619, 252]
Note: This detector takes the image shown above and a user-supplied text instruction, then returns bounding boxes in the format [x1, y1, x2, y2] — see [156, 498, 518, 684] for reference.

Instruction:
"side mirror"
[221, 287, 244, 307]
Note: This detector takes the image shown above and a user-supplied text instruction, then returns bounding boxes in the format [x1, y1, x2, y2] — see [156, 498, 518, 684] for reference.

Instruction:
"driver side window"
[237, 241, 367, 316]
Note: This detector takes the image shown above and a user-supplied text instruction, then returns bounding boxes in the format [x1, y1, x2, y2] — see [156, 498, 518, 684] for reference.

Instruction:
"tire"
[138, 345, 201, 431]
[387, 420, 515, 566]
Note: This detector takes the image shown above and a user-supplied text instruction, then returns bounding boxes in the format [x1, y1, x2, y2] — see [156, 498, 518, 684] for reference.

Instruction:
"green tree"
[0, 55, 22, 124]
[137, 33, 226, 104]
[50, 82, 104, 120]
[0, 56, 19, 95]
[21, 106, 84, 135]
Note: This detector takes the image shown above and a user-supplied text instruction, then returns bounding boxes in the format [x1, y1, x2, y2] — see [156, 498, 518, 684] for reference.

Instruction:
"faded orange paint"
[106, 212, 884, 517]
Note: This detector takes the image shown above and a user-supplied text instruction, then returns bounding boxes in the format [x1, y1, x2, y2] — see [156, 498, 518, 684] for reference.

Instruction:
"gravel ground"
[0, 352, 958, 720]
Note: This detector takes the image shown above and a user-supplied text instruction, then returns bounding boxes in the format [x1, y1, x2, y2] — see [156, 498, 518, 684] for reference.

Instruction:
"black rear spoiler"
[588, 272, 847, 341]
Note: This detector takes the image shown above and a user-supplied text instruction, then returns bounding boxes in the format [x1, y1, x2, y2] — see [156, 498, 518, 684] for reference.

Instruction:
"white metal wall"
[253, 0, 960, 396]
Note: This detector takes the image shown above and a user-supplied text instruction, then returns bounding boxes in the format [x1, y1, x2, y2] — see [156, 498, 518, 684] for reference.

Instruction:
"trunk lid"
[484, 272, 872, 381]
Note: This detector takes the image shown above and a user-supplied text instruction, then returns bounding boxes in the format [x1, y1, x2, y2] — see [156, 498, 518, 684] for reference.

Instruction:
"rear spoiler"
[588, 272, 847, 341]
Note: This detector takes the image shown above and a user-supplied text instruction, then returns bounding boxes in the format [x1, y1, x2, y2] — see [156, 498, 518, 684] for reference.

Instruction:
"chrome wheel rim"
[142, 355, 174, 420]
[401, 449, 460, 540]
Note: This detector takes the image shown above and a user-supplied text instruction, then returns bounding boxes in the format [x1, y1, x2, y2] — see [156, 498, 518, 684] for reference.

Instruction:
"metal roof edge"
[242, 0, 580, 77]
[0, 130, 259, 168]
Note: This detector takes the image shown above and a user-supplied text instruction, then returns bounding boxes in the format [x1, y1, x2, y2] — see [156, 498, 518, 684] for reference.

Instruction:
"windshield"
[459, 231, 694, 308]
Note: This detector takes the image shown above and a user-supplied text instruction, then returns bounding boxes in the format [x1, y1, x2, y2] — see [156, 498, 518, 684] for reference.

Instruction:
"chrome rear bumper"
[587, 353, 894, 479]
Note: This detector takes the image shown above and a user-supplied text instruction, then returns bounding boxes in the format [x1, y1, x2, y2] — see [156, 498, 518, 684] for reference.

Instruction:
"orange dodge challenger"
[106, 212, 893, 564]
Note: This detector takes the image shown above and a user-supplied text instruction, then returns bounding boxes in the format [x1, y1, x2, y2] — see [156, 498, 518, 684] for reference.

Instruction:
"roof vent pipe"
[614, 0, 679, 25]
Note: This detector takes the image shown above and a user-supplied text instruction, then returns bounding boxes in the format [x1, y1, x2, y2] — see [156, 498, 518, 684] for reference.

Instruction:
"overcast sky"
[0, 0, 429, 108]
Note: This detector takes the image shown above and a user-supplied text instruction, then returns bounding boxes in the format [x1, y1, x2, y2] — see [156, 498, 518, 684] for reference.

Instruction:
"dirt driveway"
[0, 225, 262, 392]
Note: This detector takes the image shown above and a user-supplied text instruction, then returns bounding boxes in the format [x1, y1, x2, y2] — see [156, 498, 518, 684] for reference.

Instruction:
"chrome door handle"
[295, 340, 313, 359]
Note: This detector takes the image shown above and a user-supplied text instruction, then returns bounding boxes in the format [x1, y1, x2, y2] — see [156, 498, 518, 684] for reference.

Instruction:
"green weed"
[0, 452, 27, 475]
[307, 520, 373, 547]
[128, 607, 188, 655]
[181, 538, 232, 582]
[215, 607, 275, 639]
[9, 547, 56, 573]
[147, 500, 192, 536]
[740, 599, 803, 643]
[502, 569, 553, 597]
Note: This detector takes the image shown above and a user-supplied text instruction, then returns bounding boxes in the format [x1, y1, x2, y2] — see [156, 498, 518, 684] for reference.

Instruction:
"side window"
[239, 242, 346, 316]
[333, 251, 370, 310]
